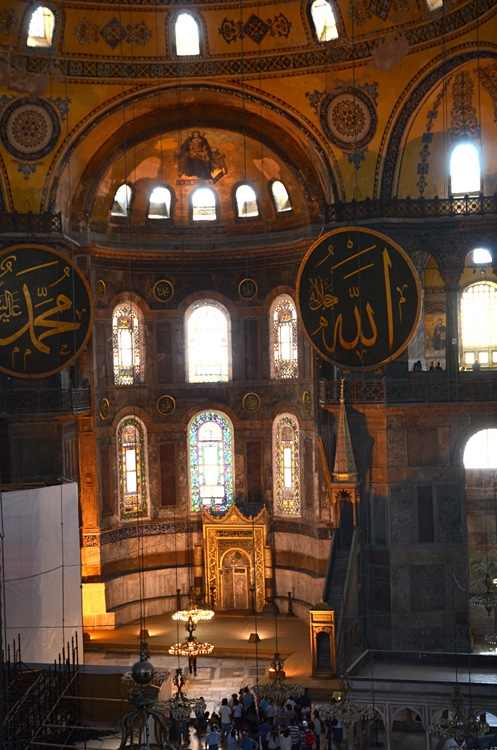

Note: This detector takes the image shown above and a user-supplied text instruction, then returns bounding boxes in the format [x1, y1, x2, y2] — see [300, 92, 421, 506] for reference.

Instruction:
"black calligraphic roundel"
[0, 244, 93, 378]
[296, 227, 421, 371]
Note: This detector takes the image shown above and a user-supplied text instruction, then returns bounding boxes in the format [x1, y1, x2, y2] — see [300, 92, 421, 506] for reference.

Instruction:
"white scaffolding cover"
[2, 482, 83, 664]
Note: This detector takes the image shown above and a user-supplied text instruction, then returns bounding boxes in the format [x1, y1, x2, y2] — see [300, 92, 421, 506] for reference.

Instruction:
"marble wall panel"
[410, 563, 445, 612]
[390, 485, 415, 547]
[391, 566, 410, 613]
[387, 428, 406, 467]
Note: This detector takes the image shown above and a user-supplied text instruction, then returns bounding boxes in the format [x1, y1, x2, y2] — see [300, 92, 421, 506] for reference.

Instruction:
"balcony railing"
[0, 388, 91, 415]
[326, 194, 497, 222]
[319, 374, 497, 405]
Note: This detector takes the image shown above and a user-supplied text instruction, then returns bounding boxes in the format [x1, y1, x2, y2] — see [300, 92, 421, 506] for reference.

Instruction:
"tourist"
[228, 729, 238, 750]
[312, 711, 321, 750]
[205, 725, 222, 750]
[289, 722, 301, 750]
[220, 698, 233, 739]
[268, 728, 280, 750]
[279, 728, 292, 750]
[266, 700, 275, 725]
[259, 718, 272, 750]
[233, 698, 243, 734]
[239, 731, 259, 750]
[242, 687, 255, 713]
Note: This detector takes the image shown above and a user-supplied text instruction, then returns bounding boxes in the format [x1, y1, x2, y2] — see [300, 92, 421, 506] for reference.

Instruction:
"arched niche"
[48, 85, 334, 239]
[380, 52, 497, 200]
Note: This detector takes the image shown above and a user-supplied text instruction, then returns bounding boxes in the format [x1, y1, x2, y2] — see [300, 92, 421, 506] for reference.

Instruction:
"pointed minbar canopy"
[330, 379, 360, 526]
[332, 379, 359, 483]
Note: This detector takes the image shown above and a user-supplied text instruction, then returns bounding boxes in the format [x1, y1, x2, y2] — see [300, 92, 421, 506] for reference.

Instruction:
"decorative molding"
[82, 522, 176, 547]
[349, 0, 409, 26]
[75, 17, 151, 48]
[0, 8, 16, 35]
[219, 13, 292, 45]
[449, 69, 480, 141]
[0, 97, 60, 161]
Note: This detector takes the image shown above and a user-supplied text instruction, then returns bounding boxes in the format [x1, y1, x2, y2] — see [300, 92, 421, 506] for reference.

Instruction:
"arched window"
[186, 302, 230, 383]
[27, 6, 55, 47]
[460, 282, 497, 368]
[189, 411, 234, 512]
[473, 247, 492, 265]
[112, 304, 141, 384]
[310, 0, 338, 41]
[175, 13, 200, 56]
[148, 186, 172, 219]
[463, 429, 497, 469]
[271, 296, 298, 378]
[191, 187, 217, 221]
[235, 184, 259, 218]
[271, 181, 292, 213]
[273, 414, 300, 515]
[111, 184, 132, 217]
[117, 416, 148, 519]
[450, 143, 481, 195]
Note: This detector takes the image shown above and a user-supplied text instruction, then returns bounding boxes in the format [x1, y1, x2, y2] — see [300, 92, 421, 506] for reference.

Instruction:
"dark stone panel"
[390, 486, 415, 547]
[436, 483, 464, 544]
[391, 566, 410, 613]
[373, 494, 387, 546]
[407, 428, 440, 466]
[410, 564, 445, 612]
[387, 428, 406, 467]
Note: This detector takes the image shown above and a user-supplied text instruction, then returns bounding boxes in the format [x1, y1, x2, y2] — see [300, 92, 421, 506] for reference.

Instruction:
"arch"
[25, 4, 57, 49]
[117, 415, 149, 520]
[234, 183, 259, 218]
[270, 295, 298, 379]
[463, 429, 497, 469]
[459, 281, 497, 369]
[379, 51, 497, 199]
[112, 302, 143, 385]
[273, 413, 300, 516]
[147, 185, 173, 220]
[270, 180, 292, 213]
[188, 410, 234, 513]
[186, 300, 230, 383]
[47, 83, 334, 217]
[190, 186, 217, 222]
[309, 0, 339, 42]
[111, 184, 132, 218]
[450, 142, 481, 195]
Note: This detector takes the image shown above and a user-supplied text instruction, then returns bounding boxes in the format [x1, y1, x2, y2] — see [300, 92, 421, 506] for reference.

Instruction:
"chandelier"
[158, 667, 206, 721]
[320, 673, 374, 727]
[119, 643, 171, 749]
[168, 638, 214, 658]
[172, 605, 214, 624]
[253, 652, 304, 704]
[428, 686, 489, 746]
[470, 573, 497, 615]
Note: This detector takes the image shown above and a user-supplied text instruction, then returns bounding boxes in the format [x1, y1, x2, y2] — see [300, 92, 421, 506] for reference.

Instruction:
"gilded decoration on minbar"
[296, 227, 421, 371]
[0, 245, 93, 378]
[0, 97, 60, 161]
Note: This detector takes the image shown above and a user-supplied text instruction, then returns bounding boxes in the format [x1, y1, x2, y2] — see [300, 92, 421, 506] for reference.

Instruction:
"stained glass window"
[27, 6, 55, 47]
[274, 415, 300, 515]
[450, 144, 481, 194]
[189, 412, 234, 512]
[118, 416, 148, 519]
[112, 304, 140, 385]
[310, 0, 338, 41]
[460, 282, 497, 368]
[187, 302, 229, 383]
[272, 296, 298, 378]
[175, 13, 200, 56]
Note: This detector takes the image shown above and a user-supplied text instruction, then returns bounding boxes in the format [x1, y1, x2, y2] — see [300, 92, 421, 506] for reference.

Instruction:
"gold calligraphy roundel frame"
[0, 244, 94, 378]
[296, 227, 421, 371]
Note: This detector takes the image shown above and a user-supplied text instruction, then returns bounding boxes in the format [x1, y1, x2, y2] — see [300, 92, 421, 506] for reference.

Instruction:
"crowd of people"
[186, 687, 343, 750]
